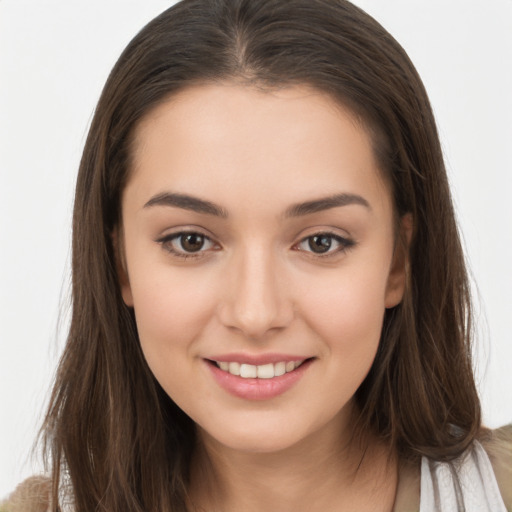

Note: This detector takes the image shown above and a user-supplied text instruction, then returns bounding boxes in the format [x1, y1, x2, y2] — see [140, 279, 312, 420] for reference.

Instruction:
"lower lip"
[206, 359, 313, 401]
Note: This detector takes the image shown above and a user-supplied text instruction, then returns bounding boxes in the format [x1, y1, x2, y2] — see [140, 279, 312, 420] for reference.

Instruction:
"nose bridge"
[219, 243, 292, 338]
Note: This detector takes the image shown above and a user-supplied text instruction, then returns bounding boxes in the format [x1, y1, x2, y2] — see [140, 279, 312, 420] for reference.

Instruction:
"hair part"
[42, 1, 481, 510]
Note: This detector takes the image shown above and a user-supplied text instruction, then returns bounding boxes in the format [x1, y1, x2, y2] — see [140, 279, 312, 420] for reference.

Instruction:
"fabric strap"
[420, 440, 507, 512]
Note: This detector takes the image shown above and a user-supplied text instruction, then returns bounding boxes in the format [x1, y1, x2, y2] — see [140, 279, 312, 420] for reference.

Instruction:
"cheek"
[300, 260, 389, 359]
[128, 266, 217, 379]
[297, 267, 388, 414]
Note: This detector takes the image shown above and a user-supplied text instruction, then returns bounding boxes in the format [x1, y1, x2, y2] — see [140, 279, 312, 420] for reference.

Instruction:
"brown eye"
[308, 235, 333, 254]
[296, 233, 354, 256]
[180, 233, 205, 252]
[158, 231, 217, 257]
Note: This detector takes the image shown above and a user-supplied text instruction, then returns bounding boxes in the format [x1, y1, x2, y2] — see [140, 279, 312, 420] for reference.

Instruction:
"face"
[119, 84, 407, 454]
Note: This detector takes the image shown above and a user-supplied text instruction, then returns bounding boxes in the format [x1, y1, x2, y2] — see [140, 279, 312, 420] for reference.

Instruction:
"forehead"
[126, 83, 392, 216]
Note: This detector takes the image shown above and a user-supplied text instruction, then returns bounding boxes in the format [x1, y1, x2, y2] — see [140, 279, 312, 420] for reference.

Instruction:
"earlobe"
[385, 213, 413, 309]
[112, 229, 134, 307]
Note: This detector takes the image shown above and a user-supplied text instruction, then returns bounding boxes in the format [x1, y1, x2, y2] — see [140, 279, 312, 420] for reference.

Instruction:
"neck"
[188, 414, 398, 512]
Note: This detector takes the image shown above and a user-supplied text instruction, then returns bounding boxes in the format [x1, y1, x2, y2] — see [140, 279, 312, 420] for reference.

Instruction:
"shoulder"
[0, 476, 51, 512]
[395, 425, 512, 512]
[480, 424, 512, 510]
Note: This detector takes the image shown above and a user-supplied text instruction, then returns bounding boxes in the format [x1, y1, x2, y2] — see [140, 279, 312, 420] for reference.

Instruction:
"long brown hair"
[43, 1, 481, 510]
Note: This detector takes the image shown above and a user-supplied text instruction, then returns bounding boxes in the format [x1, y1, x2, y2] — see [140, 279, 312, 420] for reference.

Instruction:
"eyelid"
[293, 230, 355, 257]
[154, 226, 355, 259]
[156, 228, 220, 259]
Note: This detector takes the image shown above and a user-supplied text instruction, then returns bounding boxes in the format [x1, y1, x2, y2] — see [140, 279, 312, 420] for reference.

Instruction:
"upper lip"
[206, 353, 312, 365]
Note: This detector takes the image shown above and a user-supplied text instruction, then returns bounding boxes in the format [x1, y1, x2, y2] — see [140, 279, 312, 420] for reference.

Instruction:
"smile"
[214, 360, 305, 379]
[207, 357, 314, 400]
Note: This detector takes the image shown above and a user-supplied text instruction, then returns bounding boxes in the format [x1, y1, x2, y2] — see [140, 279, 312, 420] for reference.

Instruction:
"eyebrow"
[143, 192, 228, 217]
[284, 193, 371, 217]
[143, 191, 371, 218]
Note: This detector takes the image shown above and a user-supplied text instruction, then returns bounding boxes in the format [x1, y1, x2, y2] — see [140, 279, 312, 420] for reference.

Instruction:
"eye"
[296, 232, 354, 255]
[157, 231, 217, 258]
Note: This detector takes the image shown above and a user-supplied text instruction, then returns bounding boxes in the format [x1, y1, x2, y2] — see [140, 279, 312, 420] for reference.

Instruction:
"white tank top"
[420, 440, 508, 511]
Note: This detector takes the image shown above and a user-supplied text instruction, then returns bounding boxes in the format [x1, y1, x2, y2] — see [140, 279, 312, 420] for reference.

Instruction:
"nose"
[217, 247, 294, 339]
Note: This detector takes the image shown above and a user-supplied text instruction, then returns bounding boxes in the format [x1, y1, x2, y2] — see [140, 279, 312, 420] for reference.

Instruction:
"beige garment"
[0, 476, 50, 512]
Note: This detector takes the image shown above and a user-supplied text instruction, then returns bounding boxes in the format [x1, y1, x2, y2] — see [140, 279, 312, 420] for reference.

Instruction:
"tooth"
[257, 363, 275, 379]
[274, 362, 286, 376]
[220, 360, 306, 378]
[229, 362, 241, 376]
[240, 364, 257, 378]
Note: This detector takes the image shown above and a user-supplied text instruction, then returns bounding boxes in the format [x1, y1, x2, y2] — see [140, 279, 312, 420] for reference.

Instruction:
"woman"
[3, 0, 511, 510]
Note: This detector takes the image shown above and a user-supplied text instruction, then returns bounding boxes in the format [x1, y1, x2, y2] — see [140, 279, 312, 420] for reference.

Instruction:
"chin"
[196, 406, 348, 456]
[204, 426, 307, 455]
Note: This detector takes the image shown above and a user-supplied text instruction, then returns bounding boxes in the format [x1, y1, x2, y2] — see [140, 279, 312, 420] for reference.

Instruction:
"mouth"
[207, 358, 313, 379]
[206, 357, 315, 400]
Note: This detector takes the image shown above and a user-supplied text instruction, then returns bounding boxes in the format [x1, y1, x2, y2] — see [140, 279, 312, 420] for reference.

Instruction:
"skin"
[119, 83, 411, 511]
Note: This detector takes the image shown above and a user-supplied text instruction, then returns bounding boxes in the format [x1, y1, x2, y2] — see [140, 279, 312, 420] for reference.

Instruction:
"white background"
[1, 0, 511, 498]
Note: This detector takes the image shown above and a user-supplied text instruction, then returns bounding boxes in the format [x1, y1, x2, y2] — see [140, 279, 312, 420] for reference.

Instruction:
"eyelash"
[294, 232, 355, 257]
[156, 231, 218, 259]
[156, 231, 355, 259]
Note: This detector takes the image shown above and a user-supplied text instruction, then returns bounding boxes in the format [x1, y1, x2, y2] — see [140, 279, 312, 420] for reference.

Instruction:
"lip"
[207, 352, 308, 365]
[205, 356, 314, 401]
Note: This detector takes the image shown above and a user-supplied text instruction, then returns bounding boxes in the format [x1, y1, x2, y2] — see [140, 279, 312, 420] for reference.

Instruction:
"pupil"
[309, 235, 332, 253]
[181, 234, 204, 252]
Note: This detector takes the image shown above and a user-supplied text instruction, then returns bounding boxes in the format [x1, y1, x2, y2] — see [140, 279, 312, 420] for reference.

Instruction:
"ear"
[385, 213, 413, 309]
[112, 228, 134, 307]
